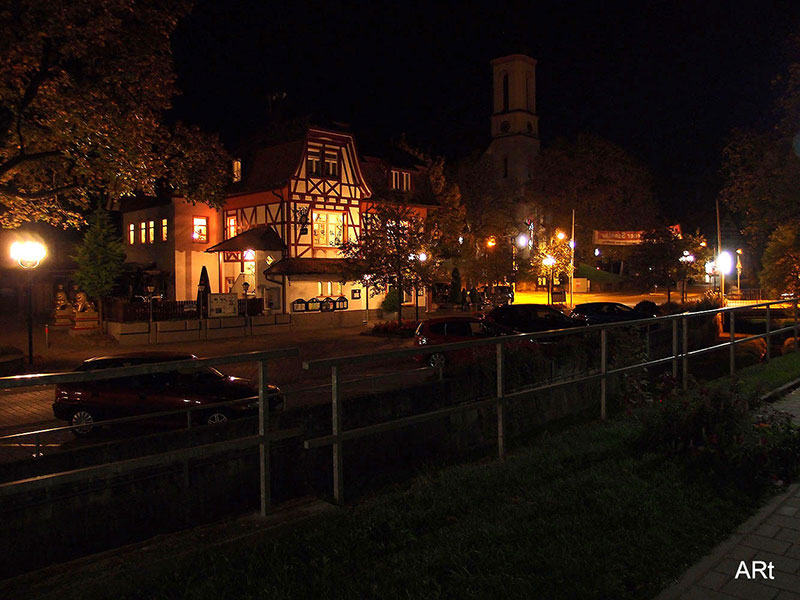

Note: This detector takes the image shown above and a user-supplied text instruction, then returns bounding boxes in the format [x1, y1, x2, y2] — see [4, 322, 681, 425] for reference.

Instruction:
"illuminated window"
[128, 223, 135, 245]
[161, 218, 168, 241]
[307, 150, 321, 176]
[390, 170, 411, 191]
[140, 222, 146, 244]
[232, 159, 242, 182]
[324, 151, 339, 179]
[312, 211, 344, 247]
[148, 220, 155, 243]
[227, 216, 237, 239]
[192, 217, 208, 243]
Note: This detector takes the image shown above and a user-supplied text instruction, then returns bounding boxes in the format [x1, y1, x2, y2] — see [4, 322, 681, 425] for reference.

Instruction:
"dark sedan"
[570, 302, 657, 325]
[484, 303, 584, 334]
[53, 351, 283, 436]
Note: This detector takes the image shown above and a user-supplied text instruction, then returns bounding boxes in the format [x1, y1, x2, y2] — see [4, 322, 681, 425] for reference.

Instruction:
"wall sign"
[208, 293, 238, 317]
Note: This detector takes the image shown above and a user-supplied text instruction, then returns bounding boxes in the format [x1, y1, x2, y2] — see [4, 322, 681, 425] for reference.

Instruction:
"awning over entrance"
[264, 258, 345, 277]
[204, 225, 286, 253]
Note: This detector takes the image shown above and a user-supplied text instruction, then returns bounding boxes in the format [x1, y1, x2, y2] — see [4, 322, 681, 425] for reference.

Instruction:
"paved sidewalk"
[656, 392, 800, 599]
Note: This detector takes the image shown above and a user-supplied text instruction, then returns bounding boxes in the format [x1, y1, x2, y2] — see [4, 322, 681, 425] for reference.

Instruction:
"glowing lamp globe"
[517, 234, 529, 248]
[10, 241, 47, 268]
[717, 251, 733, 275]
[542, 256, 556, 268]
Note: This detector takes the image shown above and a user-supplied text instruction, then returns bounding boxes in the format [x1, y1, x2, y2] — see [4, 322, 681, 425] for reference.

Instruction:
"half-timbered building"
[121, 124, 434, 326]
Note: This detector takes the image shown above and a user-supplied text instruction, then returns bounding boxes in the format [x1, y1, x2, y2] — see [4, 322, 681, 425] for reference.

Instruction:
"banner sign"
[592, 224, 682, 246]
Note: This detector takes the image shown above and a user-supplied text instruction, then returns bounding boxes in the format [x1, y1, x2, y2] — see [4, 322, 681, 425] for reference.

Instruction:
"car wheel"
[70, 408, 97, 437]
[428, 353, 446, 369]
[205, 410, 230, 426]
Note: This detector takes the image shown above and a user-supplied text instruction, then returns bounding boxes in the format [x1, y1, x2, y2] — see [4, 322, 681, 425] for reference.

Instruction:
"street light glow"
[556, 231, 566, 241]
[542, 255, 556, 267]
[418, 252, 428, 262]
[486, 236, 496, 248]
[516, 234, 528, 248]
[10, 240, 47, 268]
[717, 251, 733, 275]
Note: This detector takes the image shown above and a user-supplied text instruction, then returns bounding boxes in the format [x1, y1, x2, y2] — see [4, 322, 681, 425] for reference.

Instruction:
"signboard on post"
[208, 293, 238, 317]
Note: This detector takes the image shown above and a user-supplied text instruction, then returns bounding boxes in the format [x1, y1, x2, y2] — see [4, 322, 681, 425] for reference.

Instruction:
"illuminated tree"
[71, 206, 126, 323]
[760, 224, 800, 296]
[340, 201, 441, 325]
[0, 0, 230, 229]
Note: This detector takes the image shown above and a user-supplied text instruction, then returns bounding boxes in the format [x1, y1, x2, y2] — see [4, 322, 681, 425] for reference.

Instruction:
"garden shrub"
[381, 289, 401, 313]
[633, 381, 800, 491]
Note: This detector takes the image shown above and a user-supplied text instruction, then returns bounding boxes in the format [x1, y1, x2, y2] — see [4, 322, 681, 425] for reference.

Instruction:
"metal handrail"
[303, 298, 800, 504]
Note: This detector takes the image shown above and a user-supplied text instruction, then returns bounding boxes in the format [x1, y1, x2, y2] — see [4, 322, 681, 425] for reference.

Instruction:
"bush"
[633, 382, 800, 490]
[368, 319, 419, 337]
[381, 289, 401, 313]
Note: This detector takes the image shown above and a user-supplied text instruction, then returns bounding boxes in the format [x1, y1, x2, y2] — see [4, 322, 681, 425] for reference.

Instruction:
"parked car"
[481, 284, 514, 306]
[414, 315, 541, 368]
[53, 351, 283, 437]
[484, 303, 583, 334]
[570, 302, 657, 325]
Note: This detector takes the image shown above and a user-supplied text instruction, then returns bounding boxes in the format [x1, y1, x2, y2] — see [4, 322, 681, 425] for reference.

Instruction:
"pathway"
[655, 391, 800, 599]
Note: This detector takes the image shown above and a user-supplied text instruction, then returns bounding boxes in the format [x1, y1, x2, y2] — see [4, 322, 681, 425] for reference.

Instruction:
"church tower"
[485, 54, 540, 186]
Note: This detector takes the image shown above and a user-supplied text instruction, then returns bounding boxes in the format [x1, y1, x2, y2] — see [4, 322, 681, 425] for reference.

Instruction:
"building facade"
[121, 125, 433, 320]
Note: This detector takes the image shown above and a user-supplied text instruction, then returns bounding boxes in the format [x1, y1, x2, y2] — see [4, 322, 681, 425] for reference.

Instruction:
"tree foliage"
[530, 133, 658, 256]
[340, 201, 441, 324]
[0, 0, 230, 228]
[71, 206, 126, 307]
[626, 228, 709, 301]
[719, 57, 800, 256]
[760, 224, 800, 296]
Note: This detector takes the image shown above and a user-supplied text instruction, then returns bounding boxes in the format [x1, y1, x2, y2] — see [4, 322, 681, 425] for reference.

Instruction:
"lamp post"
[717, 251, 733, 301]
[542, 255, 556, 305]
[678, 251, 695, 303]
[146, 284, 155, 343]
[11, 241, 47, 365]
[736, 249, 743, 292]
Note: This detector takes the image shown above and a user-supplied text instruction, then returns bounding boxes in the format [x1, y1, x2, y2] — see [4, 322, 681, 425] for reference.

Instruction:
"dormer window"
[307, 150, 321, 176]
[324, 151, 339, 179]
[232, 159, 242, 182]
[390, 170, 412, 191]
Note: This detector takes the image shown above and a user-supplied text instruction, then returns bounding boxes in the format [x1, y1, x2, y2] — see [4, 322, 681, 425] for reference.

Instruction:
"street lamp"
[736, 249, 743, 292]
[679, 251, 695, 302]
[11, 241, 47, 365]
[542, 255, 556, 305]
[717, 251, 733, 299]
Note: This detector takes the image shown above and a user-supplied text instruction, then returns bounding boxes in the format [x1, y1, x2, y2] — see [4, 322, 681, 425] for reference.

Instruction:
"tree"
[719, 57, 800, 258]
[0, 0, 230, 229]
[529, 133, 658, 258]
[340, 201, 440, 325]
[71, 206, 126, 323]
[627, 228, 709, 303]
[760, 224, 800, 297]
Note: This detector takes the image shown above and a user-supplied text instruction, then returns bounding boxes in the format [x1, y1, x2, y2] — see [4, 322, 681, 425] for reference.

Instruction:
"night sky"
[171, 1, 800, 226]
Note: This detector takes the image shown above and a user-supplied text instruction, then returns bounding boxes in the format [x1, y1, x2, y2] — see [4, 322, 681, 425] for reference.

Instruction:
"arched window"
[502, 73, 509, 112]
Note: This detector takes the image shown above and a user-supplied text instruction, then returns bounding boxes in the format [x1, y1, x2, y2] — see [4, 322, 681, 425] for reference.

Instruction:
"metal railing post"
[600, 329, 607, 420]
[331, 365, 344, 504]
[258, 359, 271, 516]
[496, 342, 505, 460]
[33, 432, 42, 458]
[682, 315, 689, 390]
[672, 319, 678, 378]
[765, 304, 771, 362]
[729, 311, 736, 377]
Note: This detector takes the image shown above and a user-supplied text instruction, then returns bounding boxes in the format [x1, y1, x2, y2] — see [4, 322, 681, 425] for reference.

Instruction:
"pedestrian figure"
[468, 287, 479, 310]
[460, 288, 468, 311]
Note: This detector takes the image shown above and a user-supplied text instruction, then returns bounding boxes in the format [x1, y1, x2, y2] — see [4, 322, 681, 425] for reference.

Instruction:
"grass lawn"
[67, 353, 800, 600]
[99, 419, 772, 600]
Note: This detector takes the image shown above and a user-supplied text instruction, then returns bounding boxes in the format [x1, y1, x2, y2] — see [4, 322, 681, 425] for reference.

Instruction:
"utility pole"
[570, 209, 575, 307]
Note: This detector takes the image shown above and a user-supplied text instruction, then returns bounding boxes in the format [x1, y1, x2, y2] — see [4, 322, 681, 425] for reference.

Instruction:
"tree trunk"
[666, 284, 671, 304]
[397, 272, 403, 326]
